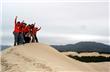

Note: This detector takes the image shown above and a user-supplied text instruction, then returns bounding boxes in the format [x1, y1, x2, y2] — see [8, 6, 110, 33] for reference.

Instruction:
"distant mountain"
[51, 42, 110, 54]
[1, 45, 11, 51]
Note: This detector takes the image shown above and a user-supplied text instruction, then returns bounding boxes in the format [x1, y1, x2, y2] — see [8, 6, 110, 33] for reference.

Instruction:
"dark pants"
[24, 32, 31, 43]
[19, 32, 24, 44]
[25, 37, 31, 43]
[31, 35, 38, 43]
[13, 32, 19, 46]
[34, 35, 38, 43]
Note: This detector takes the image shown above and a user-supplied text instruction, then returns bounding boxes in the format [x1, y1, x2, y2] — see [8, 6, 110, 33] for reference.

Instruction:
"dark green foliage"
[68, 55, 110, 63]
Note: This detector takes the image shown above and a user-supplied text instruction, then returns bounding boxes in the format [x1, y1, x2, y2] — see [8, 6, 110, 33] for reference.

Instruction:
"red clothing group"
[14, 22, 40, 35]
[13, 16, 41, 46]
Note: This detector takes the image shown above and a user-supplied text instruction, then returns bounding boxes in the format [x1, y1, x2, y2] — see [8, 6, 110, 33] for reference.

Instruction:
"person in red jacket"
[31, 23, 41, 43]
[23, 24, 31, 43]
[18, 21, 25, 44]
[13, 16, 20, 46]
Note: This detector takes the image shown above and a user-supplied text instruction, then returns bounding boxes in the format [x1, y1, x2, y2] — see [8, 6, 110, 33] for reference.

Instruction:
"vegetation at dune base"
[68, 55, 110, 62]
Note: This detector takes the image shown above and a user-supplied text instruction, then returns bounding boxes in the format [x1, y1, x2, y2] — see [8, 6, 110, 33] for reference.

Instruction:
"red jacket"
[23, 26, 30, 33]
[13, 17, 20, 33]
[14, 23, 20, 33]
[19, 22, 24, 33]
[32, 27, 41, 35]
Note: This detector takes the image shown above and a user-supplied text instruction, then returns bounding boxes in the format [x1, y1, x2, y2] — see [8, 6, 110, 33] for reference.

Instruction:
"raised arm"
[34, 22, 36, 25]
[15, 16, 18, 25]
[37, 27, 41, 31]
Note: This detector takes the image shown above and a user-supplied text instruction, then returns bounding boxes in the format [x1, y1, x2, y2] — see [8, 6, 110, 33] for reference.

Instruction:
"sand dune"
[62, 52, 110, 72]
[0, 43, 110, 72]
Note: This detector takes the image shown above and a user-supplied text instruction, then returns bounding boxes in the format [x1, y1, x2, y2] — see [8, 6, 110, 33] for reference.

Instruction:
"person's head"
[36, 28, 38, 29]
[28, 24, 31, 28]
[23, 23, 27, 26]
[31, 24, 34, 26]
[30, 24, 34, 28]
[17, 21, 20, 24]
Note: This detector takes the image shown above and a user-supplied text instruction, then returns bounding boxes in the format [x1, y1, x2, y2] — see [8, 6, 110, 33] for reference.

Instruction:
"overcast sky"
[0, 0, 109, 45]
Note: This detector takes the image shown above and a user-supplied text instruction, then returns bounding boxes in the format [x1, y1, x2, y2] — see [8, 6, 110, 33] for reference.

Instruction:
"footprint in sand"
[32, 62, 54, 72]
[1, 58, 21, 72]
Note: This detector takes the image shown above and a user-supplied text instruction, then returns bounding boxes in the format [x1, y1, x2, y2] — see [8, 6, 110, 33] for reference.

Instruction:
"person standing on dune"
[18, 21, 25, 44]
[31, 23, 41, 43]
[23, 24, 31, 43]
[13, 16, 20, 46]
[13, 16, 25, 45]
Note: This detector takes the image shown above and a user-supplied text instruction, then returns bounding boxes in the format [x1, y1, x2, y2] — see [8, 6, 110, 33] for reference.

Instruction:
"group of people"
[13, 16, 41, 46]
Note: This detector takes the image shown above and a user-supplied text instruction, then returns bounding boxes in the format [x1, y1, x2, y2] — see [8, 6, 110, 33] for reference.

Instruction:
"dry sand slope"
[0, 43, 110, 72]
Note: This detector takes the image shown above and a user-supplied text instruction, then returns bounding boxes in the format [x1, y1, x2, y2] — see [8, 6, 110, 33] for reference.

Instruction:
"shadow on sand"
[68, 55, 110, 63]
